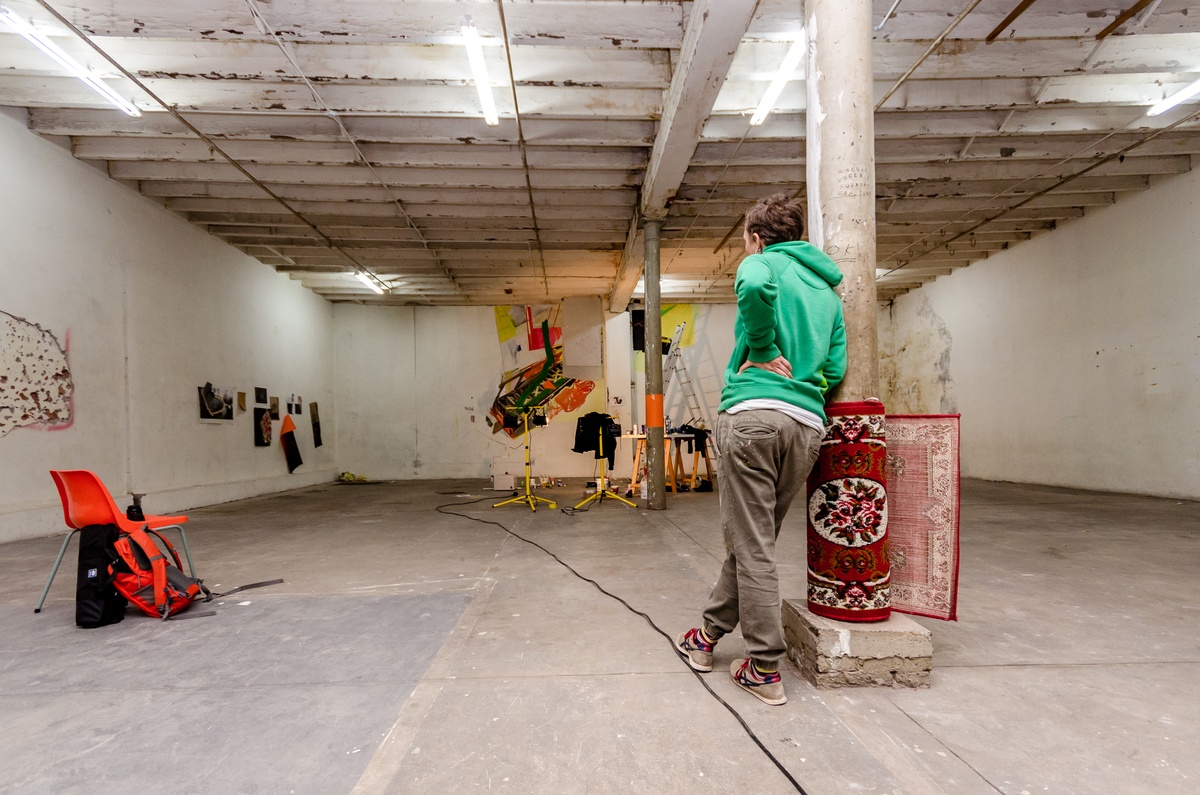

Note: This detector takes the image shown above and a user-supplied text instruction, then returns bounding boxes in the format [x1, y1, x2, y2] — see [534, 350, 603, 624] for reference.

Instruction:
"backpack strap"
[167, 578, 282, 620]
[144, 528, 184, 571]
[209, 579, 284, 599]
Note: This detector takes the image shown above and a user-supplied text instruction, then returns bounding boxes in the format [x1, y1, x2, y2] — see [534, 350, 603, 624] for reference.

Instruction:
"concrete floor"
[2, 478, 1198, 794]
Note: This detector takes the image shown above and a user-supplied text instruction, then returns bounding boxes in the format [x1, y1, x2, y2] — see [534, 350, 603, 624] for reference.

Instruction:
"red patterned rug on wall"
[884, 415, 961, 621]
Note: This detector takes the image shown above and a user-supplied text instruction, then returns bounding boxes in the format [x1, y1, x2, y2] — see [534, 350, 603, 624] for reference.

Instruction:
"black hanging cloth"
[572, 412, 619, 469]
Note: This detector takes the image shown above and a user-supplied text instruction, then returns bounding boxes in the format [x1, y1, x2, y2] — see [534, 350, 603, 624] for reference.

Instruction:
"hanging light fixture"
[461, 19, 499, 126]
[355, 271, 387, 294]
[1146, 73, 1200, 117]
[750, 30, 807, 126]
[0, 6, 141, 117]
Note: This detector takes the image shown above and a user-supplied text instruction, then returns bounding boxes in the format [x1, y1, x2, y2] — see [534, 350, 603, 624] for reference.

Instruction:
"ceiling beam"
[609, 0, 759, 312]
[0, 75, 666, 118]
[73, 137, 649, 170]
[27, 109, 659, 147]
[28, 0, 690, 48]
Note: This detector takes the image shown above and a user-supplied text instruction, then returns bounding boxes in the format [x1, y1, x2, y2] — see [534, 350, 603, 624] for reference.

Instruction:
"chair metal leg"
[176, 527, 196, 578]
[35, 529, 78, 613]
[154, 524, 196, 578]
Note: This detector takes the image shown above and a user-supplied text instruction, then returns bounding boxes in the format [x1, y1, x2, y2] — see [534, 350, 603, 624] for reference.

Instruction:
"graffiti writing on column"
[0, 310, 74, 437]
[834, 165, 872, 199]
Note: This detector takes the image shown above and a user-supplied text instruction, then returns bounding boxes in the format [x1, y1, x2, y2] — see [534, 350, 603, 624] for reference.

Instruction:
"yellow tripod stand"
[494, 410, 557, 512]
[574, 422, 636, 510]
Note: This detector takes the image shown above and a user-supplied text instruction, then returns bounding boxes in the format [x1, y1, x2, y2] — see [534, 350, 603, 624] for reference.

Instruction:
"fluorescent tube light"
[1147, 74, 1200, 117]
[0, 6, 141, 117]
[461, 21, 499, 126]
[750, 31, 807, 126]
[356, 271, 386, 294]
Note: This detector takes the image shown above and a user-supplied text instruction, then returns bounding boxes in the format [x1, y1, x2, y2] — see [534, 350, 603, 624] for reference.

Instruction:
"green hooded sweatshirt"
[719, 240, 847, 423]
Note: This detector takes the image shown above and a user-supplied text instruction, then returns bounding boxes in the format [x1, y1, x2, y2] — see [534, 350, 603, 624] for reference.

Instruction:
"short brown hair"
[745, 193, 805, 248]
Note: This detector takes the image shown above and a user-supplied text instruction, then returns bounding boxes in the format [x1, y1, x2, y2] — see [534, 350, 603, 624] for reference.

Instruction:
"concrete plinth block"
[782, 599, 933, 689]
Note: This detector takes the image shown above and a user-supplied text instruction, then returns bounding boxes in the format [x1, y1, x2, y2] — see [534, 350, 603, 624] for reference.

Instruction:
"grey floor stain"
[0, 593, 470, 794]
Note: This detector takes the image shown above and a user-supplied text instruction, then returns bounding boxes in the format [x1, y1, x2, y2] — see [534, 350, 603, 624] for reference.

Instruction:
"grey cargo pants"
[702, 409, 823, 662]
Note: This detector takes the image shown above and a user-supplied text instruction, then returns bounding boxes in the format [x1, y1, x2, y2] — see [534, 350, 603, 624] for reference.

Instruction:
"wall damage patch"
[0, 310, 73, 436]
[879, 295, 957, 415]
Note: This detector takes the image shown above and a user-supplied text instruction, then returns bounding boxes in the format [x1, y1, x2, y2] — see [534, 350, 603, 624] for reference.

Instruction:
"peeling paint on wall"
[879, 295, 957, 414]
[0, 310, 73, 436]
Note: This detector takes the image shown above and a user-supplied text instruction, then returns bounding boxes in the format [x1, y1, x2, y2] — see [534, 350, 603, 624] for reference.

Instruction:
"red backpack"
[112, 525, 210, 618]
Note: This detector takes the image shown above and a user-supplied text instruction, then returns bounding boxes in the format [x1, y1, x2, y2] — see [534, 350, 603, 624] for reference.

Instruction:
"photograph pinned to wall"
[253, 407, 272, 446]
[198, 383, 234, 423]
[290, 394, 302, 415]
[237, 391, 246, 412]
[255, 387, 267, 405]
[269, 396, 280, 420]
[309, 402, 322, 447]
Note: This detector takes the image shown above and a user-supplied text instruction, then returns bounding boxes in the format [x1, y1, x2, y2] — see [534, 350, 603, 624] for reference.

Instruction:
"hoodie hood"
[763, 240, 844, 288]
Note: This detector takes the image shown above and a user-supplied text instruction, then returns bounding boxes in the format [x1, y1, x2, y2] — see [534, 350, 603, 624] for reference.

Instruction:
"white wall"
[0, 109, 336, 543]
[333, 303, 612, 481]
[879, 166, 1200, 500]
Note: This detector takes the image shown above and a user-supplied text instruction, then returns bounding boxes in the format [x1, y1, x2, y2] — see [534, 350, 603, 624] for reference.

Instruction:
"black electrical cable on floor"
[436, 498, 809, 795]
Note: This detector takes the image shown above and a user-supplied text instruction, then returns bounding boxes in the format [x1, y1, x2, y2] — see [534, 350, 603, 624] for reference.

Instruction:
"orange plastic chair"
[35, 470, 195, 613]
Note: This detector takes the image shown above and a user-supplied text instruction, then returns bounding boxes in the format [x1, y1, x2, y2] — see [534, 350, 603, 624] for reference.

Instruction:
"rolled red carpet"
[806, 400, 891, 622]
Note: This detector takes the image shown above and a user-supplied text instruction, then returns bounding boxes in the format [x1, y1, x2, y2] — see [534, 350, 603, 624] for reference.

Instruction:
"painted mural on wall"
[0, 310, 73, 437]
[488, 305, 597, 438]
[879, 295, 958, 414]
[660, 304, 697, 349]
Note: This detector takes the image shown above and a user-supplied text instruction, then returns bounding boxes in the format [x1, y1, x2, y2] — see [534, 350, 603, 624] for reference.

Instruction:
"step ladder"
[662, 322, 719, 458]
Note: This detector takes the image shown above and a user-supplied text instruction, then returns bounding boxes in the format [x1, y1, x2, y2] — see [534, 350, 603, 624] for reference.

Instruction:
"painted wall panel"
[880, 166, 1200, 499]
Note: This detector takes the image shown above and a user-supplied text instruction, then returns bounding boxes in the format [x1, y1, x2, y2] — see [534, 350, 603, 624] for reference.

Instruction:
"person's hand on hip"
[739, 356, 792, 379]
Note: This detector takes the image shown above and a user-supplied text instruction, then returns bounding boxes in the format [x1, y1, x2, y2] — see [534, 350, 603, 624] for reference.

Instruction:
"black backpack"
[75, 524, 127, 628]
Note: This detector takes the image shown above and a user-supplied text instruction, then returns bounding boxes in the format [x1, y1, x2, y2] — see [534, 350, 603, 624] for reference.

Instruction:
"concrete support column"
[642, 219, 666, 510]
[797, 0, 895, 630]
[805, 0, 878, 400]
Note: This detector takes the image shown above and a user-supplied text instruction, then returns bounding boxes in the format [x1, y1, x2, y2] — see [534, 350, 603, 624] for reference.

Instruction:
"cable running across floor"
[435, 497, 809, 795]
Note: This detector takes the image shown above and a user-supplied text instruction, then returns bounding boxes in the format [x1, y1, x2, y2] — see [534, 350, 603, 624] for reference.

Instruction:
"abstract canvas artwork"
[488, 305, 597, 438]
[254, 407, 272, 446]
[310, 402, 322, 448]
[280, 415, 303, 472]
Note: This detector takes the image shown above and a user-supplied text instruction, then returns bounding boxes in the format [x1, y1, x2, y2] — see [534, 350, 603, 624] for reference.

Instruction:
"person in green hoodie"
[676, 193, 846, 706]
